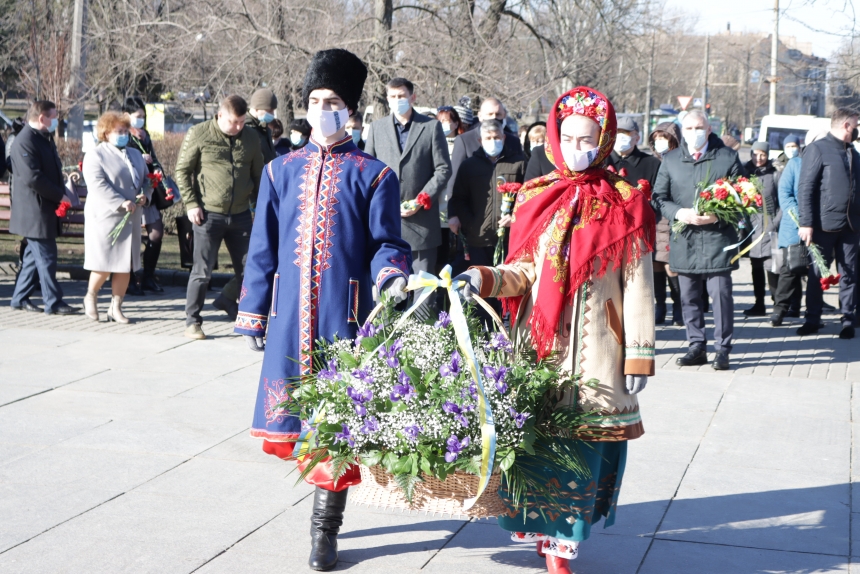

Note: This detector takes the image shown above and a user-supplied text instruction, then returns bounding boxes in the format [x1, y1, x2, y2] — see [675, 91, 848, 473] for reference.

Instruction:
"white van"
[757, 114, 831, 160]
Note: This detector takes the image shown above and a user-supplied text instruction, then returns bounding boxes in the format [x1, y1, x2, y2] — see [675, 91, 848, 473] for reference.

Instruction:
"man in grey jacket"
[796, 107, 860, 339]
[9, 100, 77, 315]
[365, 78, 451, 278]
[653, 110, 744, 371]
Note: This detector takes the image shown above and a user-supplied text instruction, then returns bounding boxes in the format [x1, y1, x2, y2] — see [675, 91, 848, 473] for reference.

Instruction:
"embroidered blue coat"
[234, 135, 412, 442]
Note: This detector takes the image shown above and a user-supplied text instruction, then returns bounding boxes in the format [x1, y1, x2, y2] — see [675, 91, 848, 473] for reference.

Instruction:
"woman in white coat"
[81, 111, 151, 323]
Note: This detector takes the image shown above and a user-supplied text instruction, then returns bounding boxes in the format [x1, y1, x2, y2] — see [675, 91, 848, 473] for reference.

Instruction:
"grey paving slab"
[64, 368, 214, 398]
[659, 465, 849, 555]
[639, 538, 849, 574]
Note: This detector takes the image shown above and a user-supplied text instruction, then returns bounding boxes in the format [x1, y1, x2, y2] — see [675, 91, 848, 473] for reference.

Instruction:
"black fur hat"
[302, 49, 367, 113]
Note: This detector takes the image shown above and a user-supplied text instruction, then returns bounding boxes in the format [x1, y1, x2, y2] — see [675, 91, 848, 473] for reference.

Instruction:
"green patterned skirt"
[497, 438, 627, 542]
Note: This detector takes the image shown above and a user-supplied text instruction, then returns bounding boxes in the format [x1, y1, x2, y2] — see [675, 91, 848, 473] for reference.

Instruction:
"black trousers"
[750, 256, 778, 304]
[185, 211, 252, 326]
[805, 227, 859, 327]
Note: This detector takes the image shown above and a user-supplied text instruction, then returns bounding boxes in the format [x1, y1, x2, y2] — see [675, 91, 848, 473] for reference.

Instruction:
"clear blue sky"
[667, 0, 854, 59]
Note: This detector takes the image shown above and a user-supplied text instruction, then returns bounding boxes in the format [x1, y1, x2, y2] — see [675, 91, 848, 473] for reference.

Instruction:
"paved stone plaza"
[0, 260, 858, 573]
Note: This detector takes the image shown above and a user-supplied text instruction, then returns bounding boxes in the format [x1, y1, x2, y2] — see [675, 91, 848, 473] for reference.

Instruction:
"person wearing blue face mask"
[365, 76, 452, 308]
[345, 113, 364, 150]
[9, 100, 79, 316]
[80, 111, 151, 324]
[447, 119, 526, 321]
[247, 88, 278, 166]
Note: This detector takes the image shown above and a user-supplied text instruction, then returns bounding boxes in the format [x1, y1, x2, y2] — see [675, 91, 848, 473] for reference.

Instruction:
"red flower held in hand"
[416, 192, 432, 210]
[619, 167, 628, 178]
[637, 179, 652, 200]
[55, 200, 71, 218]
[755, 195, 763, 207]
[715, 188, 729, 201]
[700, 191, 712, 200]
[606, 165, 617, 174]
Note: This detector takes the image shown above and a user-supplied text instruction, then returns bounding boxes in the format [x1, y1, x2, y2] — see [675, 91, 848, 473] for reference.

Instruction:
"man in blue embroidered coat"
[234, 49, 411, 572]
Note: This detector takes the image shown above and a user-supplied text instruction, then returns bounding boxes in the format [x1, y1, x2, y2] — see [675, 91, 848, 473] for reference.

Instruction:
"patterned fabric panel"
[235, 311, 267, 334]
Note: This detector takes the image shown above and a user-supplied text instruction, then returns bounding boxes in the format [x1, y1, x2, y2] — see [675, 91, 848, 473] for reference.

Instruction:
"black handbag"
[784, 243, 809, 275]
[150, 175, 177, 210]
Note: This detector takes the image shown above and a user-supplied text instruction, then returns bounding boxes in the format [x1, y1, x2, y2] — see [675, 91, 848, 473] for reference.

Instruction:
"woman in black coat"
[742, 141, 780, 316]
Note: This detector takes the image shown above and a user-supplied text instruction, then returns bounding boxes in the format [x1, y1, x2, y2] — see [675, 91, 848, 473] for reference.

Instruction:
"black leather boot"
[142, 240, 164, 293]
[309, 487, 349, 571]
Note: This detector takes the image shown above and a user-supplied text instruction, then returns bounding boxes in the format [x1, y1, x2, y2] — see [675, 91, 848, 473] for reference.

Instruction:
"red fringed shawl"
[502, 87, 656, 359]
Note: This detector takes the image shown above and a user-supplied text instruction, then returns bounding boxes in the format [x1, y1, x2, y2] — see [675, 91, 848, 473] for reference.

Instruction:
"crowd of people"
[3, 46, 860, 574]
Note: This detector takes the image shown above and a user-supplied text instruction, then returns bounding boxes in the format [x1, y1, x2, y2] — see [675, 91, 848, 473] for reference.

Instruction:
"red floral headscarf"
[503, 86, 654, 359]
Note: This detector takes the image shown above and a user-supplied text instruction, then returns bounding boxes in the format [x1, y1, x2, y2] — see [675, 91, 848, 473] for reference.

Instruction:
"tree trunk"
[372, 0, 393, 113]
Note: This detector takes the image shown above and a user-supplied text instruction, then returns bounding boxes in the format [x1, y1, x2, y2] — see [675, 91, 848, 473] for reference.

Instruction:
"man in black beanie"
[235, 48, 412, 571]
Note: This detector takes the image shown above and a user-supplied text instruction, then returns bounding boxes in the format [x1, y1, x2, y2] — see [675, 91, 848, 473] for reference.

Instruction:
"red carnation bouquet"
[494, 180, 522, 264]
[672, 177, 762, 235]
[401, 191, 432, 213]
[787, 210, 841, 290]
[55, 200, 71, 218]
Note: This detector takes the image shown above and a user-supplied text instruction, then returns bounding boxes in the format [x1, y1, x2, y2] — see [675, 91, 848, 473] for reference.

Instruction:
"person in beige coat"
[455, 87, 656, 574]
[81, 111, 151, 323]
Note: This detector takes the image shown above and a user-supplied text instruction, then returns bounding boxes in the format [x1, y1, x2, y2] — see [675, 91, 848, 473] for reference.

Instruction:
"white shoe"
[84, 291, 99, 321]
[107, 295, 130, 324]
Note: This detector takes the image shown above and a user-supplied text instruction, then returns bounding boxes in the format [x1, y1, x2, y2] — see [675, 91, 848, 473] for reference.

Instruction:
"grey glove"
[625, 375, 647, 395]
[245, 335, 265, 352]
[382, 276, 408, 303]
[452, 269, 482, 302]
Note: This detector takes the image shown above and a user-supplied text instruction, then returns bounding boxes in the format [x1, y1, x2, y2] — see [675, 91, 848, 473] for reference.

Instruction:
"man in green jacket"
[176, 94, 264, 339]
[215, 88, 279, 317]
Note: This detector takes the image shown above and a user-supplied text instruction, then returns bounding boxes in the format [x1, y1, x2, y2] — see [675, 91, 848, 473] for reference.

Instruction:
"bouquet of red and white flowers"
[401, 192, 432, 213]
[672, 176, 763, 235]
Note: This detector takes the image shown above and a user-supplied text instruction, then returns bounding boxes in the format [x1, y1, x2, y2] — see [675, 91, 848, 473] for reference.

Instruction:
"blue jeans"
[11, 237, 64, 313]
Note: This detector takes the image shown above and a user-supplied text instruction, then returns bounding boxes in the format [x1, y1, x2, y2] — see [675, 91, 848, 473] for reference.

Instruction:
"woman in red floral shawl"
[454, 87, 656, 574]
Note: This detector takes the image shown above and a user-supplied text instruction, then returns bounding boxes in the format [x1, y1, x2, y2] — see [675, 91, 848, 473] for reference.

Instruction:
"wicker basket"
[350, 465, 507, 519]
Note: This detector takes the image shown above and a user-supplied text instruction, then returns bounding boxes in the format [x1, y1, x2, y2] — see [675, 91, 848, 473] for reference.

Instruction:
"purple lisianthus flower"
[346, 385, 373, 416]
[508, 407, 529, 429]
[403, 424, 423, 442]
[434, 311, 452, 328]
[360, 416, 380, 434]
[351, 368, 375, 386]
[390, 381, 416, 402]
[357, 322, 380, 339]
[443, 401, 471, 427]
[486, 332, 512, 354]
[379, 339, 403, 369]
[335, 424, 355, 447]
[444, 434, 471, 463]
[319, 359, 340, 381]
[468, 380, 478, 400]
[439, 350, 462, 377]
[483, 365, 509, 394]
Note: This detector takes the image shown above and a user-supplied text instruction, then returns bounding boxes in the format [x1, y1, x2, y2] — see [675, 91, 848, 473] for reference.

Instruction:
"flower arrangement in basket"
[279, 267, 596, 517]
[787, 210, 841, 290]
[672, 176, 762, 236]
[494, 178, 522, 265]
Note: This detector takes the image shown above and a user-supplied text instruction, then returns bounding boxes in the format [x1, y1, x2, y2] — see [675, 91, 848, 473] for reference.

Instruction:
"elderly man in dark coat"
[653, 109, 745, 371]
[9, 100, 77, 315]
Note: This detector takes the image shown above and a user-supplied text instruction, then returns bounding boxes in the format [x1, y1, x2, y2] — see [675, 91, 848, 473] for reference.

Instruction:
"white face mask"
[560, 143, 598, 172]
[684, 128, 708, 152]
[654, 139, 670, 155]
[306, 107, 349, 139]
[784, 146, 799, 159]
[392, 98, 411, 116]
[290, 132, 306, 146]
[482, 138, 504, 157]
[441, 122, 453, 136]
[130, 117, 145, 129]
[614, 133, 634, 154]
